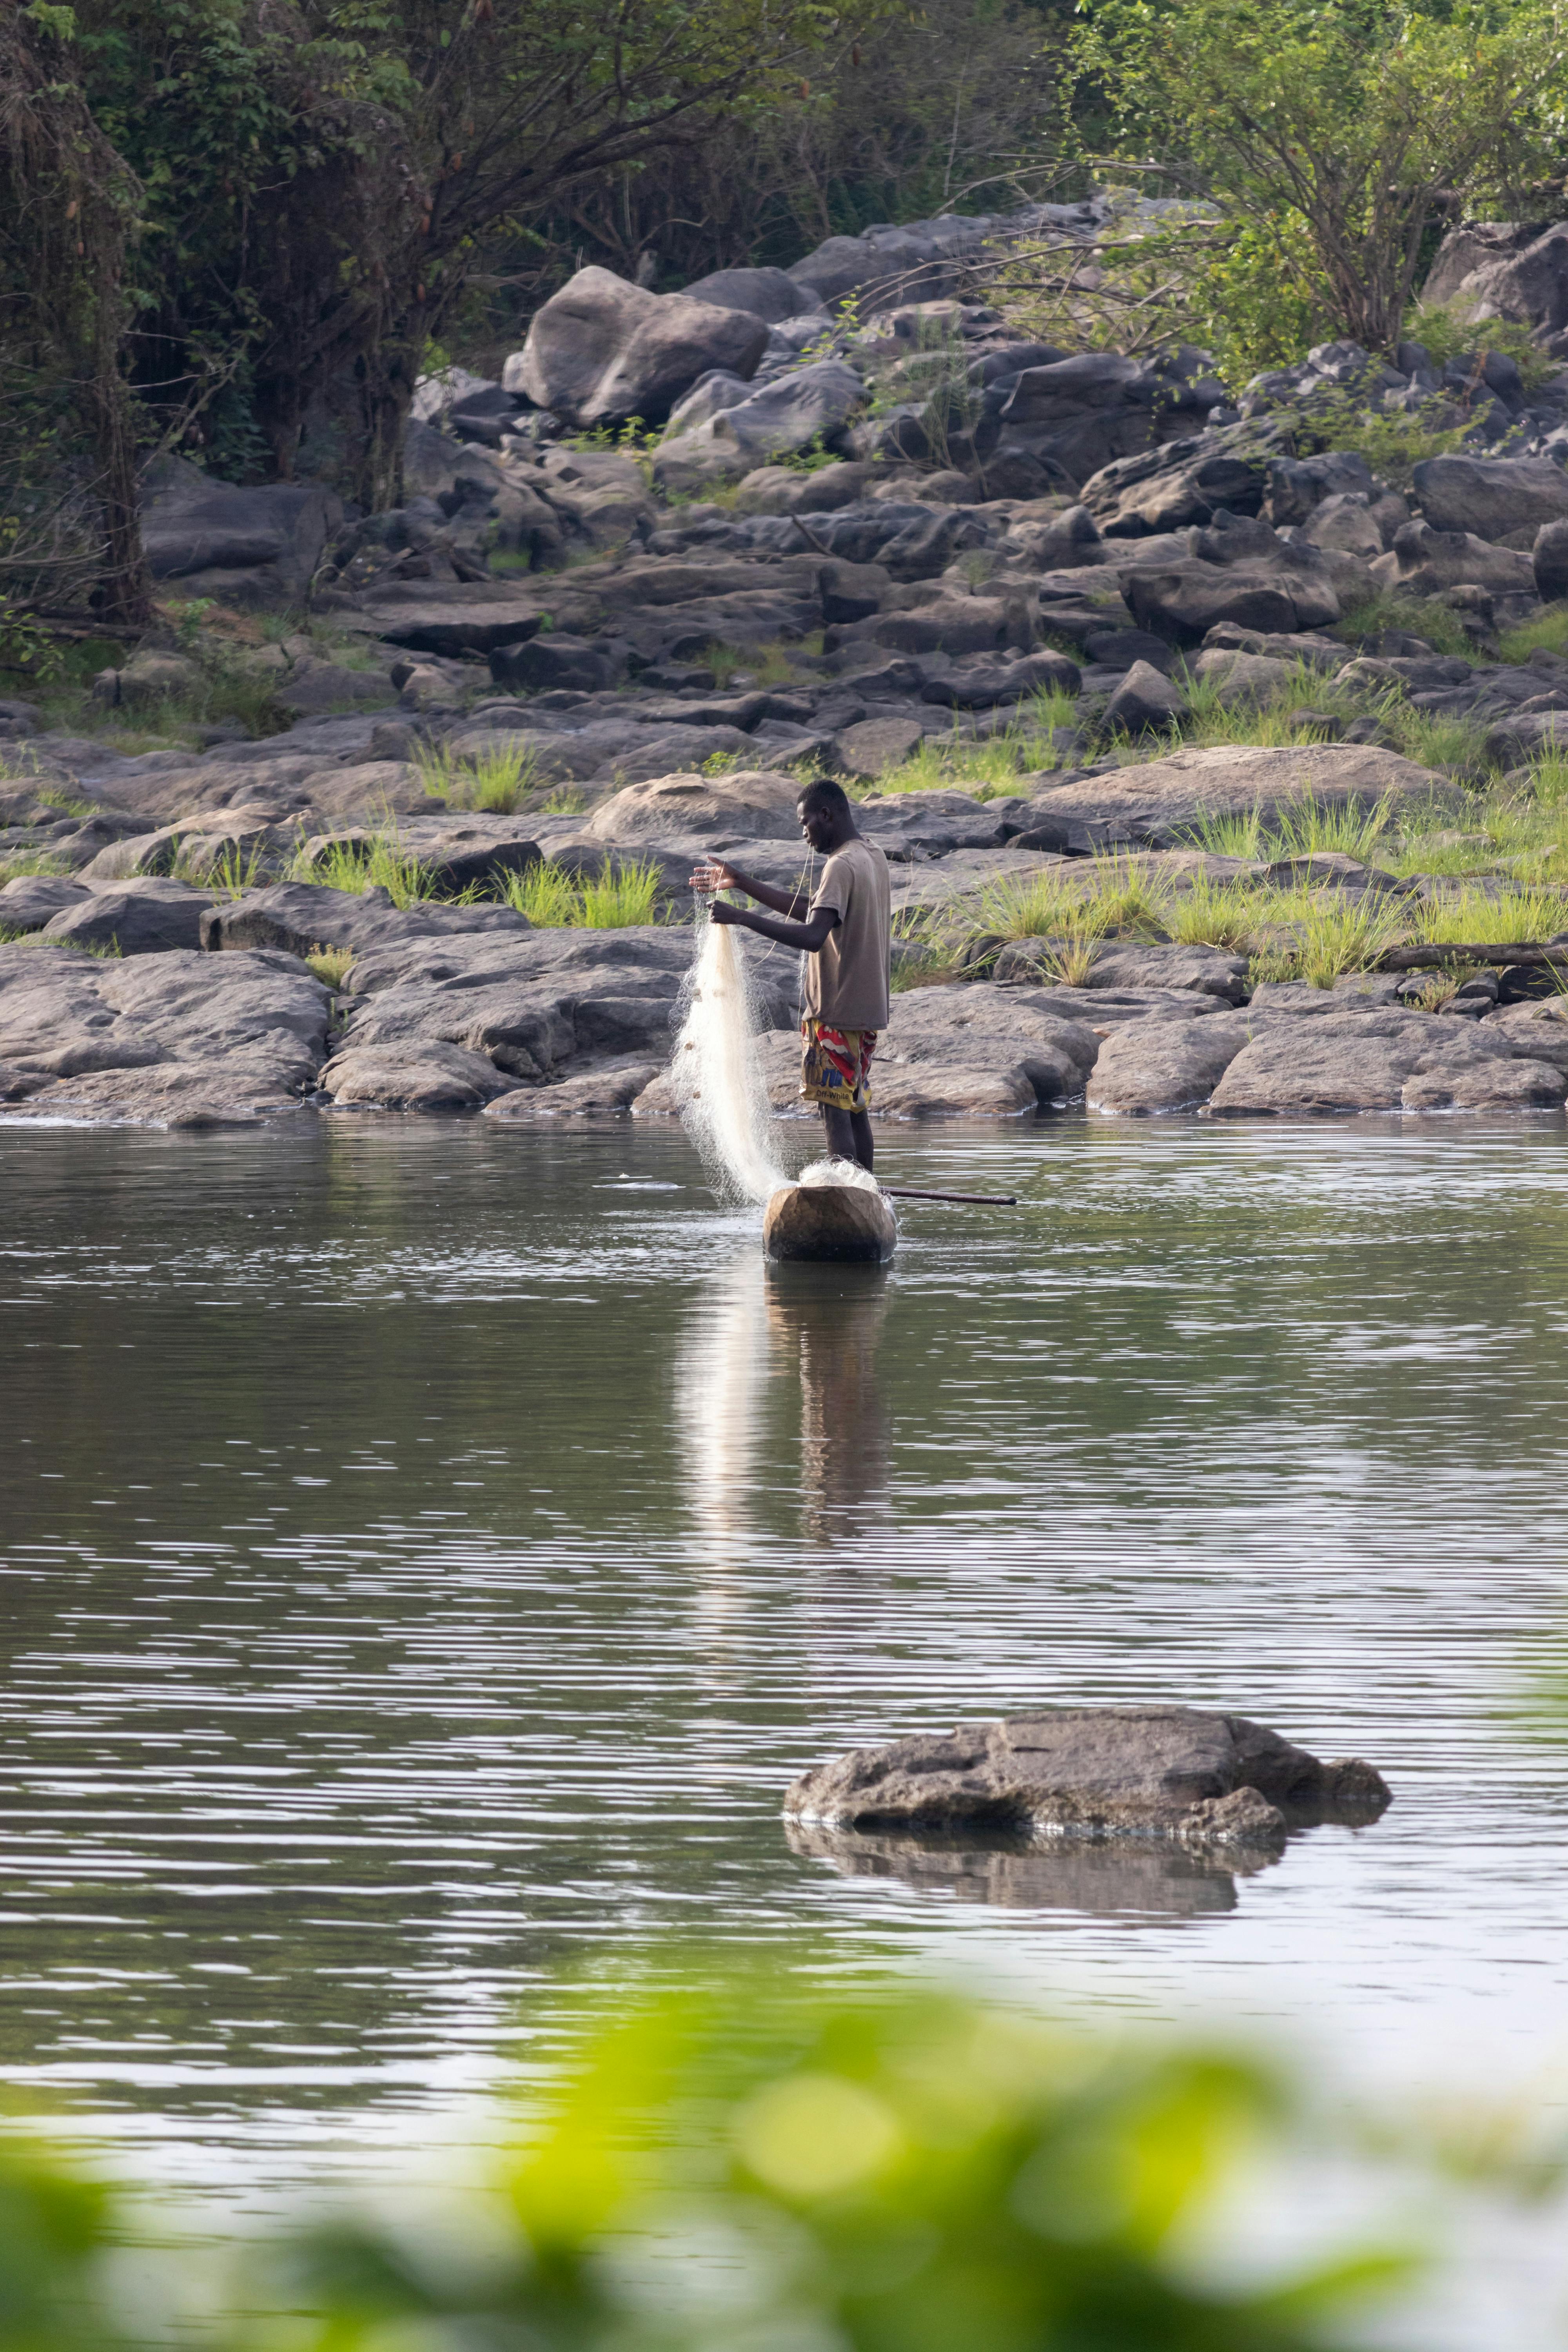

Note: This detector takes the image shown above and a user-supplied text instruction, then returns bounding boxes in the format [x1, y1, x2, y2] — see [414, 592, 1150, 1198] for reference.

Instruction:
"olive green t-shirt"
[803, 835, 892, 1031]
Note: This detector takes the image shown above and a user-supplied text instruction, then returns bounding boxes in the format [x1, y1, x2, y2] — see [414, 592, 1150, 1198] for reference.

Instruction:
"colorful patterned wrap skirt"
[800, 1017, 877, 1112]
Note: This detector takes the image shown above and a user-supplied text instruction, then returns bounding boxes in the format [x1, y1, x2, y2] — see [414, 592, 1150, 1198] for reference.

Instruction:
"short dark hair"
[798, 776, 851, 818]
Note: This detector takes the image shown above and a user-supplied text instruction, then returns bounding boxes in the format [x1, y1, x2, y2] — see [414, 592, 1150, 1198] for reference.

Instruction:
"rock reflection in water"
[785, 1819, 1284, 1920]
[766, 1265, 891, 1541]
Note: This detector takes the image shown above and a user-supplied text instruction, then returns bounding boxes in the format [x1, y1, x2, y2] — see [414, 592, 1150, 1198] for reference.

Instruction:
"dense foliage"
[0, 1980, 1430, 2352]
[1068, 0, 1566, 371]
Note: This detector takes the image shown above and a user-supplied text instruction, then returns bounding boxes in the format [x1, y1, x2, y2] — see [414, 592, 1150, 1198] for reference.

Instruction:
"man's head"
[797, 776, 855, 854]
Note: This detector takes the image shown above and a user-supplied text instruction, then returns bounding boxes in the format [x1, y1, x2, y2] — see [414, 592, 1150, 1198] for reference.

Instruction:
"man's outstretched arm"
[688, 858, 812, 920]
[712, 901, 839, 953]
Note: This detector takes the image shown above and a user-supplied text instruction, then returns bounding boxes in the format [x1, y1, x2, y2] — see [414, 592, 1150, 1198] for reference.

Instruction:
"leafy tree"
[0, 0, 151, 621]
[1071, 0, 1565, 361]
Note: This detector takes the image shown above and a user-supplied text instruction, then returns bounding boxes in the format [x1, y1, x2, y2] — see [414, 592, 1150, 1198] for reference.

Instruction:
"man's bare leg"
[821, 1104, 875, 1172]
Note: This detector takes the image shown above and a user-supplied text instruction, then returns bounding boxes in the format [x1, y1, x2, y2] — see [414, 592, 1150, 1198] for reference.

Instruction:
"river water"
[2, 1115, 1568, 2331]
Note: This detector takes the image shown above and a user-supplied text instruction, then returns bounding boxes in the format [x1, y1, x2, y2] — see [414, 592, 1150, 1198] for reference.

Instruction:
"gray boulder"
[1371, 518, 1536, 599]
[511, 267, 768, 425]
[1535, 518, 1568, 603]
[1012, 743, 1455, 855]
[38, 879, 214, 956]
[1208, 1006, 1568, 1114]
[1087, 942, 1248, 1002]
[1080, 437, 1270, 537]
[1421, 219, 1568, 342]
[1087, 1012, 1258, 1112]
[1101, 658, 1187, 735]
[679, 265, 808, 322]
[0, 874, 91, 934]
[783, 1705, 1391, 1844]
[336, 926, 692, 1083]
[201, 881, 533, 958]
[0, 943, 328, 1123]
[488, 635, 613, 693]
[652, 361, 867, 488]
[317, 1039, 519, 1110]
[139, 453, 342, 604]
[1412, 455, 1568, 541]
[482, 1055, 662, 1116]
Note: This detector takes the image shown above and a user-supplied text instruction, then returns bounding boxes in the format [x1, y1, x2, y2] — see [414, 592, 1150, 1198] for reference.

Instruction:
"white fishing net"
[669, 911, 788, 1205]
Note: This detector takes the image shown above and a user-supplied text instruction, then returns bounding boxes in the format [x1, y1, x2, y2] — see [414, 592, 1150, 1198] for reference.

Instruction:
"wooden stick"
[1377, 943, 1568, 973]
[878, 1185, 1018, 1205]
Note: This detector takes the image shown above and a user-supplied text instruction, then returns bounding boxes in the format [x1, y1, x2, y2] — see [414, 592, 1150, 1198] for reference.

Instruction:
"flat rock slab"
[39, 879, 214, 956]
[784, 1706, 1392, 1850]
[585, 768, 804, 844]
[1088, 1013, 1260, 1114]
[0, 946, 328, 1120]
[1017, 744, 1456, 852]
[1207, 1007, 1568, 1115]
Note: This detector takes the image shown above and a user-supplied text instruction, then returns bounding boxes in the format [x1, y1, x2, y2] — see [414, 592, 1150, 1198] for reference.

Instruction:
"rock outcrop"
[784, 1706, 1392, 1853]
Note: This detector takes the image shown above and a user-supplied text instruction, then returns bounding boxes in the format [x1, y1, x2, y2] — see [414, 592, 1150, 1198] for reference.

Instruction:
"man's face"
[798, 799, 835, 852]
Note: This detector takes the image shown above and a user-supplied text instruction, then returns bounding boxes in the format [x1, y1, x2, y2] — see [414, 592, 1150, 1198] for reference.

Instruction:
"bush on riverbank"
[0, 1979, 1448, 2352]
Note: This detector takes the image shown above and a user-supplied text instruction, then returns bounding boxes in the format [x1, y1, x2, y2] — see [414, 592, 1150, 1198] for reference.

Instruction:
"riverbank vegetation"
[1, 1971, 1554, 2352]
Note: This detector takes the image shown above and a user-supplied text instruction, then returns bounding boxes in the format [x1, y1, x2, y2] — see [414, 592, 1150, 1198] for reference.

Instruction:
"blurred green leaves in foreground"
[0, 1978, 1443, 2352]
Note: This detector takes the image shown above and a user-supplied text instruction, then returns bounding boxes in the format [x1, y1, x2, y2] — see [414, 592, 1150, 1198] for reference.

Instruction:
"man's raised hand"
[689, 858, 739, 896]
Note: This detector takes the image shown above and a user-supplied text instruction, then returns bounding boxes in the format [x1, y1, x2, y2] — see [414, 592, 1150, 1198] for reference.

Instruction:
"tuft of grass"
[305, 944, 355, 990]
[976, 870, 1089, 942]
[700, 641, 747, 689]
[499, 855, 662, 928]
[1165, 875, 1261, 951]
[502, 859, 583, 926]
[1526, 753, 1568, 809]
[1388, 708, 1492, 775]
[1292, 897, 1405, 989]
[869, 690, 1079, 799]
[1499, 607, 1568, 667]
[1333, 589, 1476, 660]
[0, 848, 71, 884]
[415, 738, 544, 813]
[33, 784, 94, 819]
[542, 784, 587, 815]
[579, 857, 661, 927]
[185, 838, 267, 897]
[294, 832, 430, 911]
[1180, 792, 1400, 865]
[1413, 885, 1568, 947]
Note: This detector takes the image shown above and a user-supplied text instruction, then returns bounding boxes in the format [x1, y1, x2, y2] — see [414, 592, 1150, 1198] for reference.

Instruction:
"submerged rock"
[784, 1705, 1391, 1850]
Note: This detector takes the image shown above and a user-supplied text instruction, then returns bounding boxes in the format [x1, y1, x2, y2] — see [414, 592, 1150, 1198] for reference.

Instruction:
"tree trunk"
[87, 272, 152, 624]
[352, 308, 425, 512]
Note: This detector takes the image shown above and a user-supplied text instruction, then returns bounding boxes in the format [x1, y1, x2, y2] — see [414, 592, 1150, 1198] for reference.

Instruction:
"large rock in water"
[512, 267, 768, 426]
[784, 1706, 1392, 1850]
[764, 1182, 898, 1264]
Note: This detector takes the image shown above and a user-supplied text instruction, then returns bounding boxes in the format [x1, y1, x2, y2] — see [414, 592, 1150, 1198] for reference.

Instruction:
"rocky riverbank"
[4, 203, 1568, 1130]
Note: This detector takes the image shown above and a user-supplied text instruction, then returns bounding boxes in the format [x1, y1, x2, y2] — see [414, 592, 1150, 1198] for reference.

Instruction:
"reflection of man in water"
[690, 779, 892, 1173]
[767, 1273, 890, 1542]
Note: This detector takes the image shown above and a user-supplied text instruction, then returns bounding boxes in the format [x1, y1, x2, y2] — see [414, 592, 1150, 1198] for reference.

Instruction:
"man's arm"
[711, 900, 839, 952]
[688, 858, 812, 919]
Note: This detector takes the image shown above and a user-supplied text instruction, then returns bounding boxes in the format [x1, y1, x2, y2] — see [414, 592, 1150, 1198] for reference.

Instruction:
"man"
[690, 778, 891, 1172]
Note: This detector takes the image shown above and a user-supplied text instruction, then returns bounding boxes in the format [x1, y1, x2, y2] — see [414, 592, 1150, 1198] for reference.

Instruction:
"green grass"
[1164, 875, 1263, 950]
[1179, 791, 1401, 864]
[187, 839, 266, 897]
[304, 944, 355, 989]
[1332, 590, 1476, 660]
[294, 833, 430, 910]
[697, 638, 813, 690]
[1412, 885, 1568, 947]
[1499, 606, 1568, 666]
[33, 784, 94, 819]
[1388, 708, 1492, 775]
[1290, 897, 1405, 988]
[415, 738, 544, 813]
[0, 848, 71, 884]
[499, 855, 663, 928]
[541, 785, 588, 815]
[866, 690, 1078, 799]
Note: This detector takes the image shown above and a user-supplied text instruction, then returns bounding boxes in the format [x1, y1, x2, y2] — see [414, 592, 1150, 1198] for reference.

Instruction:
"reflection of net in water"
[669, 914, 785, 1205]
